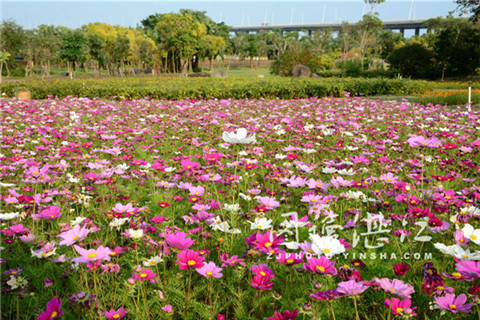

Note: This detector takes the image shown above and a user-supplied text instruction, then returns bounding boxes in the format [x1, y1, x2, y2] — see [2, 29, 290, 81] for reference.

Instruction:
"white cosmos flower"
[247, 217, 273, 230]
[222, 128, 256, 144]
[462, 224, 480, 245]
[460, 206, 480, 217]
[143, 255, 164, 267]
[337, 168, 355, 176]
[70, 217, 87, 226]
[434, 243, 457, 255]
[128, 229, 144, 239]
[223, 203, 241, 212]
[109, 217, 130, 230]
[322, 167, 337, 174]
[309, 234, 345, 258]
[0, 212, 20, 220]
[452, 246, 480, 260]
[164, 167, 176, 173]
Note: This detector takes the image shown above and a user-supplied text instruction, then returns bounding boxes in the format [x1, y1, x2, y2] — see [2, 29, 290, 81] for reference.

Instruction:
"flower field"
[1, 95, 479, 320]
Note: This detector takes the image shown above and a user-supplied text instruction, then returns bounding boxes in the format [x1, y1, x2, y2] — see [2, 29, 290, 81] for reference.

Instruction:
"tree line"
[0, 4, 479, 80]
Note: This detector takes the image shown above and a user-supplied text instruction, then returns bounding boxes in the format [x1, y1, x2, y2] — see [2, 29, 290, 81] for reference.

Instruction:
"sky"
[1, 0, 461, 31]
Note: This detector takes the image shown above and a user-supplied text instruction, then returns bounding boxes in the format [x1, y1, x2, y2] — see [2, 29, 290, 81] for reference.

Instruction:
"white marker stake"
[468, 82, 472, 112]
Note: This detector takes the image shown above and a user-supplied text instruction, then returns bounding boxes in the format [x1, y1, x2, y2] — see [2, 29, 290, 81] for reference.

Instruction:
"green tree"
[59, 29, 86, 78]
[455, 0, 480, 21]
[0, 20, 25, 77]
[387, 38, 438, 79]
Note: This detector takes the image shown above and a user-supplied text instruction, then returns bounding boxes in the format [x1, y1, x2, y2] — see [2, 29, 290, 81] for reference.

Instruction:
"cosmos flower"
[103, 307, 127, 319]
[71, 245, 111, 263]
[57, 224, 90, 246]
[37, 297, 63, 320]
[222, 128, 256, 144]
[434, 293, 473, 314]
[196, 262, 223, 278]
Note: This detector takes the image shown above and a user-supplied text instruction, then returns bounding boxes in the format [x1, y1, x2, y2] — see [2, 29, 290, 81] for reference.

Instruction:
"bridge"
[230, 19, 428, 37]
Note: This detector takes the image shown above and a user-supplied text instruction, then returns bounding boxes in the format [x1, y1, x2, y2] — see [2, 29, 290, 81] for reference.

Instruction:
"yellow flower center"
[87, 253, 98, 259]
[471, 235, 477, 241]
[445, 196, 451, 200]
[463, 254, 470, 258]
[34, 171, 39, 175]
[206, 271, 213, 276]
[316, 266, 325, 272]
[323, 248, 331, 254]
[50, 311, 58, 318]
[449, 305, 457, 310]
[396, 308, 403, 314]
[140, 273, 148, 278]
[257, 225, 263, 229]
[73, 235, 79, 240]
[149, 261, 156, 265]
[187, 260, 196, 266]
[452, 272, 462, 279]
[286, 259, 294, 264]
[260, 271, 266, 276]
[113, 314, 120, 319]
[264, 242, 272, 247]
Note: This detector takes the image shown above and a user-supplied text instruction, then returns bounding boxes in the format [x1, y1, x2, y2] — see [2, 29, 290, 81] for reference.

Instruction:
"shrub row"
[1, 77, 430, 100]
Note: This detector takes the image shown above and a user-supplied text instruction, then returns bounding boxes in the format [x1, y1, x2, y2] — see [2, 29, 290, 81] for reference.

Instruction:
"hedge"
[0, 77, 430, 100]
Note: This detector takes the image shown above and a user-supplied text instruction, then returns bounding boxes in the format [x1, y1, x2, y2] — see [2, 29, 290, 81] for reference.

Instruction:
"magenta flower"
[310, 289, 341, 301]
[336, 280, 369, 297]
[268, 309, 299, 320]
[250, 274, 274, 291]
[253, 230, 284, 255]
[456, 260, 480, 278]
[384, 298, 417, 317]
[161, 305, 173, 313]
[103, 307, 127, 319]
[375, 278, 415, 299]
[393, 264, 410, 276]
[39, 206, 62, 220]
[221, 255, 246, 267]
[71, 245, 111, 263]
[176, 249, 205, 270]
[57, 224, 90, 246]
[196, 261, 223, 278]
[37, 297, 63, 320]
[276, 252, 304, 266]
[435, 293, 473, 313]
[165, 232, 195, 250]
[251, 264, 275, 278]
[303, 256, 337, 275]
[132, 268, 157, 282]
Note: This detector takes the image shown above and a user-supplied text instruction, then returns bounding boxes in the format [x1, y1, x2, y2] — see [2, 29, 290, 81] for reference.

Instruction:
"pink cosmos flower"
[303, 256, 337, 275]
[37, 297, 63, 320]
[57, 224, 90, 246]
[435, 293, 473, 313]
[221, 255, 246, 267]
[250, 274, 274, 291]
[375, 278, 415, 299]
[384, 298, 417, 317]
[164, 231, 194, 250]
[393, 264, 410, 276]
[253, 230, 284, 255]
[176, 249, 205, 270]
[251, 264, 275, 278]
[276, 252, 304, 266]
[196, 262, 223, 278]
[188, 186, 205, 197]
[268, 309, 299, 320]
[103, 307, 127, 319]
[132, 268, 157, 282]
[161, 305, 173, 313]
[336, 280, 369, 297]
[71, 245, 111, 263]
[456, 260, 480, 278]
[39, 206, 62, 220]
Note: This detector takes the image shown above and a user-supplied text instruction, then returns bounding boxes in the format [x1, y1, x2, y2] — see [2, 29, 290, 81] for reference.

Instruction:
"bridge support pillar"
[415, 28, 420, 36]
[400, 28, 405, 37]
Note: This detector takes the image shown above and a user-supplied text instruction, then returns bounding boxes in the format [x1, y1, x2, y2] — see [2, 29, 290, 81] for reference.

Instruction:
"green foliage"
[270, 49, 334, 76]
[387, 40, 439, 79]
[0, 77, 430, 100]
